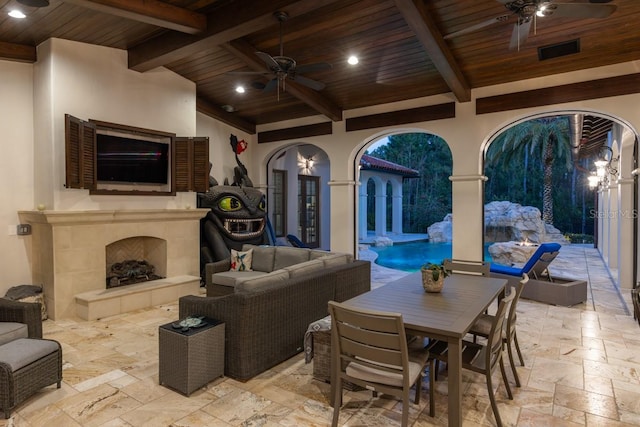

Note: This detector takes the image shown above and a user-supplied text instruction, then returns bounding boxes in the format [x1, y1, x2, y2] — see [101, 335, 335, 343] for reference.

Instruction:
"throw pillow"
[230, 248, 253, 271]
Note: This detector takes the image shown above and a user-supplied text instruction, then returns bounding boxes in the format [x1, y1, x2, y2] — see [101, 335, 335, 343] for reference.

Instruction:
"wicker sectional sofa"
[179, 246, 371, 380]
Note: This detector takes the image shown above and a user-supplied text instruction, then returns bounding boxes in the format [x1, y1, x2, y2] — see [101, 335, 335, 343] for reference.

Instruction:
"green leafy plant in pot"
[420, 262, 450, 292]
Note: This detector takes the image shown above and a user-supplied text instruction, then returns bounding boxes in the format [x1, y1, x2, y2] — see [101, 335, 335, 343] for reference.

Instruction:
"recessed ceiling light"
[235, 85, 245, 94]
[17, 0, 50, 7]
[347, 55, 359, 65]
[221, 104, 235, 113]
[8, 10, 26, 19]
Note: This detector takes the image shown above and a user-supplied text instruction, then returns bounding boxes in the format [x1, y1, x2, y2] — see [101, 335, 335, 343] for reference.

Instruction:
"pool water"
[370, 241, 493, 272]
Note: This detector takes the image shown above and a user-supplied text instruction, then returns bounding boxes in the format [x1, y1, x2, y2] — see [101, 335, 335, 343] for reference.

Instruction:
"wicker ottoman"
[0, 338, 62, 419]
[159, 318, 224, 396]
[311, 329, 363, 391]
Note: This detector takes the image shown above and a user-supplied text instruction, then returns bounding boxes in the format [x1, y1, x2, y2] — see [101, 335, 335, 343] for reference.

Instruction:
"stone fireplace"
[105, 237, 166, 288]
[19, 209, 207, 320]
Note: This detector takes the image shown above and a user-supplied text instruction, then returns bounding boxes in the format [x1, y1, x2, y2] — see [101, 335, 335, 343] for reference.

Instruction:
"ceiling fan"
[443, 0, 617, 51]
[228, 11, 331, 98]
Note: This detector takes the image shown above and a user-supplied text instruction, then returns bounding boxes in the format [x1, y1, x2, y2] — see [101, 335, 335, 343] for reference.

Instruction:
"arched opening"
[355, 132, 452, 271]
[266, 143, 330, 249]
[482, 110, 639, 288]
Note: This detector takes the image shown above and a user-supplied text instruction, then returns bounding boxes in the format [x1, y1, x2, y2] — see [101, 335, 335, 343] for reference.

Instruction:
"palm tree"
[487, 117, 572, 225]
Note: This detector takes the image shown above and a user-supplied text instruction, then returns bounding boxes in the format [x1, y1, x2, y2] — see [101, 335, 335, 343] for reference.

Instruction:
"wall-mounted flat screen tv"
[96, 134, 169, 184]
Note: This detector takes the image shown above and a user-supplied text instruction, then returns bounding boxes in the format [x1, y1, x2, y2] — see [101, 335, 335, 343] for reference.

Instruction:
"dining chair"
[469, 273, 529, 387]
[429, 287, 516, 427]
[428, 260, 491, 382]
[443, 258, 491, 276]
[328, 300, 434, 427]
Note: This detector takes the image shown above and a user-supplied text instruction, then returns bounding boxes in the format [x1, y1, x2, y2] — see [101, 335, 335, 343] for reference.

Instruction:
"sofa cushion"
[321, 253, 350, 267]
[235, 269, 290, 293]
[0, 322, 28, 346]
[0, 338, 59, 372]
[243, 245, 276, 272]
[230, 248, 253, 271]
[285, 259, 325, 278]
[309, 250, 330, 260]
[211, 270, 271, 287]
[273, 247, 311, 270]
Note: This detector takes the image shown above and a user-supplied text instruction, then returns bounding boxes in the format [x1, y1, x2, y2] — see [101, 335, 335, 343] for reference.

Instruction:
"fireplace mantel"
[20, 209, 208, 225]
[19, 209, 208, 320]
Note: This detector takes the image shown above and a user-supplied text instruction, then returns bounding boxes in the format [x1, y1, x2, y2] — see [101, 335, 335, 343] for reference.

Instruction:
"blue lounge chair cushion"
[490, 242, 561, 277]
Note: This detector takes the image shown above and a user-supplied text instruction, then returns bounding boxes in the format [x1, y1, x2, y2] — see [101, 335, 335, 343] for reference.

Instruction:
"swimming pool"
[370, 241, 493, 272]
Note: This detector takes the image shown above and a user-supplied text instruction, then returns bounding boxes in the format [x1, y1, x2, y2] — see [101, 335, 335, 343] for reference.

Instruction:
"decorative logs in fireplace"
[106, 259, 164, 288]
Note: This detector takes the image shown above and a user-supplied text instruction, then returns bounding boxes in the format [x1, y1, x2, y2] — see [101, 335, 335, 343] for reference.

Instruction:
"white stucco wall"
[34, 38, 199, 211]
[0, 61, 35, 290]
[196, 112, 254, 187]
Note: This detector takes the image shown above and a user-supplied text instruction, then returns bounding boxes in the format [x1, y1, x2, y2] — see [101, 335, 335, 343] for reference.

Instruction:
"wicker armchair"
[0, 298, 61, 419]
[0, 299, 42, 339]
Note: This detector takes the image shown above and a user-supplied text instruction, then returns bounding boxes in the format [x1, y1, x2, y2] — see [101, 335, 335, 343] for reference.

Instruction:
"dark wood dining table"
[341, 271, 507, 427]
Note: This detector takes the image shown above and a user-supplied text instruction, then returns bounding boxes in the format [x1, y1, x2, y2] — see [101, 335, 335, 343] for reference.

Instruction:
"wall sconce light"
[305, 158, 314, 170]
[588, 145, 619, 190]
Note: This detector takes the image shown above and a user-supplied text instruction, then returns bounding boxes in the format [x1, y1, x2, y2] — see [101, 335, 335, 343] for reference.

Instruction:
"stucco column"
[328, 180, 357, 256]
[375, 180, 387, 236]
[392, 179, 403, 235]
[618, 178, 634, 288]
[358, 180, 367, 241]
[450, 175, 487, 261]
[608, 181, 619, 269]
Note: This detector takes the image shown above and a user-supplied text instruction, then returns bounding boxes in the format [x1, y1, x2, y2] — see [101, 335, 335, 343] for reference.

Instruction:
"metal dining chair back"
[470, 273, 529, 386]
[428, 287, 515, 427]
[461, 287, 516, 427]
[443, 258, 490, 276]
[328, 300, 434, 427]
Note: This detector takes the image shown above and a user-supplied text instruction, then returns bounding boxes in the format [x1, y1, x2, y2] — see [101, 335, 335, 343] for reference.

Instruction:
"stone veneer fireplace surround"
[19, 209, 208, 320]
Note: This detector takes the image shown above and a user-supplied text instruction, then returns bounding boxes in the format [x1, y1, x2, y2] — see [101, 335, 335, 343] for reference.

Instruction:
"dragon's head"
[199, 185, 266, 240]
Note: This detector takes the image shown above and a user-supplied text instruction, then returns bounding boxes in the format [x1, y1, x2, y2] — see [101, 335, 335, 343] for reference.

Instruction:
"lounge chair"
[491, 242, 587, 306]
[490, 242, 561, 280]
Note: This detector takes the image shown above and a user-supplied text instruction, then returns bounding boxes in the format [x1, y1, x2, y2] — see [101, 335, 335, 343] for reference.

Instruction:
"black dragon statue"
[198, 135, 274, 281]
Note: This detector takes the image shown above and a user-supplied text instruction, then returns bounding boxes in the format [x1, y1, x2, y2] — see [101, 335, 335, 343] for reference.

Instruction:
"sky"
[366, 136, 388, 153]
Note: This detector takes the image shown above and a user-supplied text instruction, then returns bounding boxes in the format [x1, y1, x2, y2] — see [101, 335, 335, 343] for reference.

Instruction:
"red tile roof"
[360, 154, 420, 177]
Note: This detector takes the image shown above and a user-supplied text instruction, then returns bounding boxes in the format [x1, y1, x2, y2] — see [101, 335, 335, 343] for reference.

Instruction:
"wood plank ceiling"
[1, 0, 638, 145]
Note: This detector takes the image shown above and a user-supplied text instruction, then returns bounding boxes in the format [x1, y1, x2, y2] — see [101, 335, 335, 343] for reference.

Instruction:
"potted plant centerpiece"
[421, 262, 450, 292]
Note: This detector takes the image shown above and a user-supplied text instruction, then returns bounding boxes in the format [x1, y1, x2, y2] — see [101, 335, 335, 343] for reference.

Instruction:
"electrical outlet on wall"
[17, 224, 31, 235]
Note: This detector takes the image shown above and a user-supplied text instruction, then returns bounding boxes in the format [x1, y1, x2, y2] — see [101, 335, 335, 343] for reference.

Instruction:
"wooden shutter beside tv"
[174, 137, 209, 192]
[65, 114, 96, 190]
[65, 115, 209, 195]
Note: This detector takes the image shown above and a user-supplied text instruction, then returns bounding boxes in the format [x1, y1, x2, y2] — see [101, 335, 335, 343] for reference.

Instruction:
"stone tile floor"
[3, 244, 640, 426]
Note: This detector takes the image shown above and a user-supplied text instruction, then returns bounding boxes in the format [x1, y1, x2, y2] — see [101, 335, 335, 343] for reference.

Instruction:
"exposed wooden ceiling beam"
[196, 98, 256, 135]
[128, 0, 341, 72]
[394, 0, 471, 102]
[63, 0, 206, 34]
[222, 40, 343, 122]
[0, 41, 36, 62]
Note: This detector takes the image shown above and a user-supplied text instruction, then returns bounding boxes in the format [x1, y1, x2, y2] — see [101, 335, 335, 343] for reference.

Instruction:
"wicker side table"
[159, 318, 224, 396]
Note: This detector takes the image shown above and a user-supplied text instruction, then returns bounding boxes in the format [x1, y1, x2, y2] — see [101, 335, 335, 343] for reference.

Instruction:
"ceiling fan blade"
[295, 62, 332, 74]
[256, 51, 281, 71]
[226, 71, 270, 76]
[508, 19, 532, 51]
[443, 14, 511, 39]
[263, 78, 278, 92]
[543, 3, 617, 19]
[290, 74, 325, 91]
